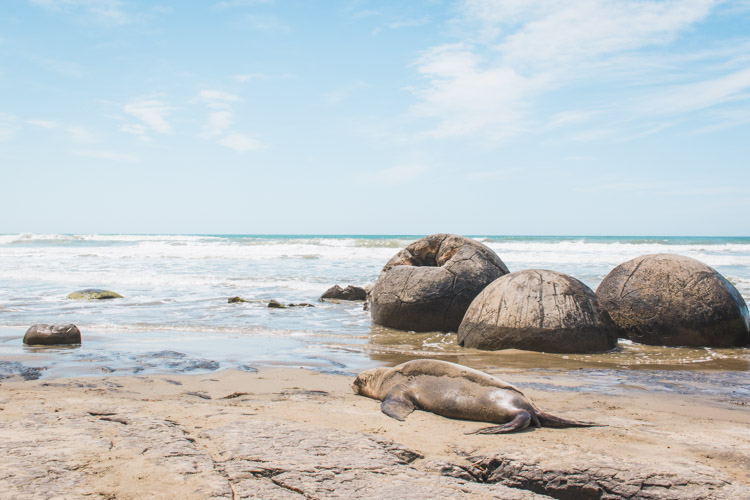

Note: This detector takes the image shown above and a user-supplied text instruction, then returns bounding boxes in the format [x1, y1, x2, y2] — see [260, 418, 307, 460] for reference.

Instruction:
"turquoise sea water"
[0, 234, 748, 385]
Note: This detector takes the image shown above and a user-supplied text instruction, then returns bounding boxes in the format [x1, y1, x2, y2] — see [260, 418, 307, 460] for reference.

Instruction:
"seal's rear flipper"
[381, 384, 416, 421]
[467, 411, 532, 434]
[537, 411, 603, 428]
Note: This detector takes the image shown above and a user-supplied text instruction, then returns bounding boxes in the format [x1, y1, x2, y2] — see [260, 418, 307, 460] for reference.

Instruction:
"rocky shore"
[0, 367, 747, 499]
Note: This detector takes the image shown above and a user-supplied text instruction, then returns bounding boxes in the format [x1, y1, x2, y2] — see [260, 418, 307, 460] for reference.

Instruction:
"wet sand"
[1, 367, 748, 498]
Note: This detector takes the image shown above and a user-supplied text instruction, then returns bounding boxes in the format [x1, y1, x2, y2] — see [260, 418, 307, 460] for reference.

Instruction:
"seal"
[352, 359, 598, 434]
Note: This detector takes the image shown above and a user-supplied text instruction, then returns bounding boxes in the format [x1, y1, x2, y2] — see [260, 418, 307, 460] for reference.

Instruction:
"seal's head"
[351, 367, 389, 398]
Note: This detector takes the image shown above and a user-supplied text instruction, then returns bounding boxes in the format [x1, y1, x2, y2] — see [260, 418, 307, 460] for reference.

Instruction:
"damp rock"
[370, 234, 509, 332]
[228, 296, 249, 303]
[0, 361, 45, 380]
[458, 270, 617, 353]
[321, 285, 368, 301]
[597, 254, 750, 347]
[67, 289, 123, 300]
[23, 324, 82, 346]
[268, 300, 287, 309]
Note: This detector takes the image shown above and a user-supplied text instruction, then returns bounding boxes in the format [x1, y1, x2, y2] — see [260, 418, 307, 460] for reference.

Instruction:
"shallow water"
[0, 234, 748, 397]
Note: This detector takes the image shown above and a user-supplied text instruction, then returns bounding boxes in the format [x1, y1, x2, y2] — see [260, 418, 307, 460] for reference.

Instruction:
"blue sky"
[1, 0, 749, 235]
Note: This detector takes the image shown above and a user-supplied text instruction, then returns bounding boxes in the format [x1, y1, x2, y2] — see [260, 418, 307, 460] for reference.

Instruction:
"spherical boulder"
[457, 270, 617, 353]
[596, 254, 750, 347]
[67, 289, 123, 300]
[370, 234, 509, 332]
[23, 324, 81, 346]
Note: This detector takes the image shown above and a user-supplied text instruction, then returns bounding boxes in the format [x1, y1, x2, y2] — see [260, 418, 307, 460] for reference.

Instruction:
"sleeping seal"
[352, 359, 598, 434]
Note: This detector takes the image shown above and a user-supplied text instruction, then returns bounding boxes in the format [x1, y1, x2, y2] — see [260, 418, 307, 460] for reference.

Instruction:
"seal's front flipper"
[467, 411, 532, 435]
[381, 384, 415, 421]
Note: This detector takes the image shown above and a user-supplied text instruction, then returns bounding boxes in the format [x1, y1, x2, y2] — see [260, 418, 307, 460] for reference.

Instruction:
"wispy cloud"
[29, 0, 134, 25]
[372, 16, 430, 35]
[194, 90, 243, 109]
[410, 0, 727, 141]
[122, 98, 174, 136]
[324, 81, 367, 104]
[0, 113, 19, 141]
[219, 132, 263, 152]
[372, 164, 428, 183]
[36, 57, 86, 78]
[73, 149, 138, 162]
[200, 111, 233, 138]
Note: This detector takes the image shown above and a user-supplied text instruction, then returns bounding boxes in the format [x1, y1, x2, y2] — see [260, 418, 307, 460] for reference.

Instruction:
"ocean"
[1, 234, 749, 387]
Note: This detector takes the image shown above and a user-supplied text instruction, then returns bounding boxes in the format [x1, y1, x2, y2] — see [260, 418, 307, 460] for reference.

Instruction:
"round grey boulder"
[457, 270, 617, 353]
[23, 324, 81, 346]
[67, 289, 123, 300]
[370, 234, 509, 332]
[596, 254, 750, 347]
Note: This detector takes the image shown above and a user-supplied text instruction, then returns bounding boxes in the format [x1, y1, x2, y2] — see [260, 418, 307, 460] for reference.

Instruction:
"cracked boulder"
[369, 234, 509, 332]
[23, 323, 81, 346]
[458, 269, 617, 353]
[596, 254, 750, 347]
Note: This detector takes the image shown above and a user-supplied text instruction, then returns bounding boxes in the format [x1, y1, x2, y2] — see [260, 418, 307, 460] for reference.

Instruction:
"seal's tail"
[537, 411, 602, 428]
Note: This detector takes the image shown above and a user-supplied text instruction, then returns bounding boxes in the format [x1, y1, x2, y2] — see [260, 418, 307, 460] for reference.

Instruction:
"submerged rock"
[597, 254, 750, 347]
[23, 324, 82, 346]
[67, 289, 123, 300]
[458, 270, 617, 353]
[321, 285, 368, 301]
[228, 296, 249, 303]
[268, 300, 287, 309]
[370, 234, 509, 332]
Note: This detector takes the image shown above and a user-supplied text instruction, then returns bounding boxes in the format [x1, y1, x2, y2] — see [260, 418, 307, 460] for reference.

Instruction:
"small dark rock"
[228, 296, 249, 303]
[67, 289, 123, 300]
[321, 285, 368, 301]
[288, 303, 315, 308]
[268, 300, 287, 309]
[23, 324, 82, 346]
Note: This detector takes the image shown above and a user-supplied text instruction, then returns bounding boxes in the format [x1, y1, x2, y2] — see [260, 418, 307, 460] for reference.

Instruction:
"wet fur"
[352, 359, 598, 434]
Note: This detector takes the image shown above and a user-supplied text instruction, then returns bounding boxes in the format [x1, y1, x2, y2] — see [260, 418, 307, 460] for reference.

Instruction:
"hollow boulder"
[23, 324, 82, 346]
[370, 234, 509, 332]
[457, 270, 617, 353]
[596, 254, 750, 347]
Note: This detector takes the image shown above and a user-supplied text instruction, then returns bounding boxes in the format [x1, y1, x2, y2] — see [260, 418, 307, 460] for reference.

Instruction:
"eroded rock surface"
[439, 449, 745, 500]
[370, 234, 509, 332]
[597, 254, 750, 347]
[458, 270, 616, 353]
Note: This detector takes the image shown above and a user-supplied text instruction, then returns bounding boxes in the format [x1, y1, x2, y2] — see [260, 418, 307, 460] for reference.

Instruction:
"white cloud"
[66, 125, 97, 144]
[29, 0, 132, 25]
[73, 149, 138, 162]
[194, 89, 243, 109]
[635, 66, 750, 115]
[411, 0, 723, 140]
[233, 73, 268, 83]
[324, 81, 367, 104]
[373, 164, 428, 183]
[123, 99, 173, 134]
[26, 119, 59, 129]
[201, 111, 233, 138]
[219, 133, 263, 152]
[411, 43, 533, 140]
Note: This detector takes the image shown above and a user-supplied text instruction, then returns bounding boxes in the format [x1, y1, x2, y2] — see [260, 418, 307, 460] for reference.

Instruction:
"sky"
[1, 0, 749, 236]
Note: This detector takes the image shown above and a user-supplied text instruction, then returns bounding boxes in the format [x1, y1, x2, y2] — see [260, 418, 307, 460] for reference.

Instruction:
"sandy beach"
[1, 366, 748, 499]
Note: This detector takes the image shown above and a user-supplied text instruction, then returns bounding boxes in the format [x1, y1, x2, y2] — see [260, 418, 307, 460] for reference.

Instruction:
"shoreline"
[1, 367, 748, 498]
